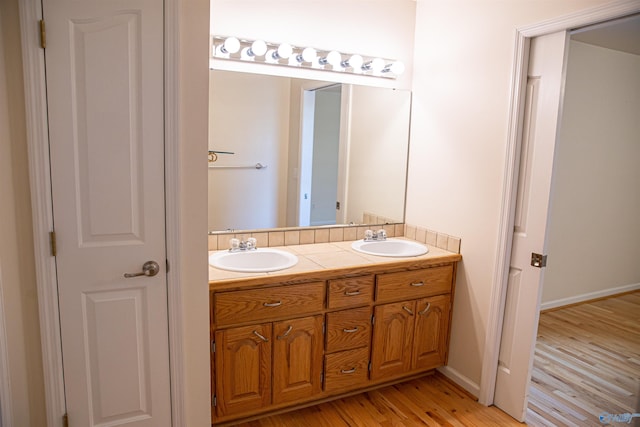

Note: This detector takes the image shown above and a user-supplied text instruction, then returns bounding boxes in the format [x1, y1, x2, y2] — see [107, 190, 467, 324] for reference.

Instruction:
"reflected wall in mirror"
[208, 69, 411, 232]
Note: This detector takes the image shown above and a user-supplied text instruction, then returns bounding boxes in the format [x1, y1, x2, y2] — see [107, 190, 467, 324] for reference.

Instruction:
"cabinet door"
[273, 315, 324, 404]
[215, 324, 272, 417]
[370, 301, 416, 380]
[412, 295, 451, 371]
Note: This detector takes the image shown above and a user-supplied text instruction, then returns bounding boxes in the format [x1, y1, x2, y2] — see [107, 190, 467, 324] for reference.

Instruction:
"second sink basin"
[209, 248, 298, 273]
[351, 239, 428, 257]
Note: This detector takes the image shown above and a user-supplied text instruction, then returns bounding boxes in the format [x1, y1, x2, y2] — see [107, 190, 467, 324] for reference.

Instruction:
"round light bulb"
[326, 51, 342, 67]
[389, 61, 405, 75]
[370, 58, 385, 73]
[275, 43, 293, 59]
[343, 54, 363, 70]
[249, 40, 267, 57]
[222, 37, 240, 54]
[301, 47, 317, 63]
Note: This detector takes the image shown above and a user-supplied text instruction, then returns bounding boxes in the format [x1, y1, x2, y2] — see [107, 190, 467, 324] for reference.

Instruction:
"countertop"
[209, 237, 462, 290]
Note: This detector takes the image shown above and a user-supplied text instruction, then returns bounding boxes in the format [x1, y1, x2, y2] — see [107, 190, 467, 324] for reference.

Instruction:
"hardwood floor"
[230, 372, 521, 426]
[527, 291, 640, 426]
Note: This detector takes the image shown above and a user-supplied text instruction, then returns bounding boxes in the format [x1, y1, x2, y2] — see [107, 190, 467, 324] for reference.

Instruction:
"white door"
[43, 0, 171, 425]
[493, 31, 568, 421]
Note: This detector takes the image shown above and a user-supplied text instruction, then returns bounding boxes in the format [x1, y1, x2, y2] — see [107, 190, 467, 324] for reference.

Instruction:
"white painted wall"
[0, 2, 46, 424]
[542, 41, 640, 305]
[210, 0, 416, 90]
[346, 85, 411, 224]
[407, 0, 613, 394]
[208, 71, 290, 230]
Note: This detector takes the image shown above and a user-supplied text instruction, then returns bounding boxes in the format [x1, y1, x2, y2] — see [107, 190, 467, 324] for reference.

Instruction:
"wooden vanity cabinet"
[210, 260, 458, 425]
[371, 266, 454, 381]
[214, 323, 272, 417]
[272, 315, 324, 404]
[370, 294, 452, 381]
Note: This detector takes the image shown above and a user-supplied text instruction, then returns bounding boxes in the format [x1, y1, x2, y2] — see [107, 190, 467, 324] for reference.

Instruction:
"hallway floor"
[527, 291, 640, 426]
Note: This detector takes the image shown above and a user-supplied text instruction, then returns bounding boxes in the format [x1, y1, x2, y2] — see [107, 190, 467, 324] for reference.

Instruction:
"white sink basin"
[209, 248, 298, 273]
[351, 239, 428, 257]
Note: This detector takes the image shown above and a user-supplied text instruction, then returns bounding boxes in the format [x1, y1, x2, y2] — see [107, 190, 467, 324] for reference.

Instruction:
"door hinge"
[322, 322, 326, 334]
[211, 340, 215, 353]
[39, 20, 46, 49]
[165, 259, 170, 273]
[336, 201, 341, 210]
[371, 315, 375, 325]
[49, 231, 57, 257]
[531, 253, 547, 268]
[212, 395, 217, 407]
[368, 361, 372, 372]
[62, 413, 69, 427]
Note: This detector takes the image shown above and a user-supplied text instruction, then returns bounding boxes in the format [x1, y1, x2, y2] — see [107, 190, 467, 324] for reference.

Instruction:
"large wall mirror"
[208, 69, 411, 233]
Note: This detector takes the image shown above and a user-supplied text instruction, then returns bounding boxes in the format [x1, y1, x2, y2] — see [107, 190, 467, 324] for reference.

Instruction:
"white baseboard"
[437, 365, 481, 399]
[540, 282, 640, 311]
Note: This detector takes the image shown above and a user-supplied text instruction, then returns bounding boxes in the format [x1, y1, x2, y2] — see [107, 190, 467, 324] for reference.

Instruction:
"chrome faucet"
[364, 229, 387, 241]
[229, 237, 257, 252]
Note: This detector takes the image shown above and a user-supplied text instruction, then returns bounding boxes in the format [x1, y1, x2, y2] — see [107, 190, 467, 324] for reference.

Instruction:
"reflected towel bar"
[209, 163, 267, 170]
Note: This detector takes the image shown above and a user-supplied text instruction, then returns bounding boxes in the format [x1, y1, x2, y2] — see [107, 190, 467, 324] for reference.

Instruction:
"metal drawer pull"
[344, 290, 361, 296]
[343, 327, 359, 333]
[340, 368, 356, 374]
[403, 306, 414, 315]
[253, 330, 269, 342]
[263, 301, 282, 307]
[410, 282, 425, 287]
[419, 303, 432, 316]
[277, 325, 293, 340]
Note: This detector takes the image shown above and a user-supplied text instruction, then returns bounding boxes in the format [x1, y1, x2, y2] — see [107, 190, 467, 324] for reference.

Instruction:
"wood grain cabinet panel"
[327, 275, 374, 309]
[273, 315, 324, 404]
[214, 323, 272, 417]
[412, 295, 451, 370]
[215, 282, 325, 327]
[375, 265, 453, 303]
[370, 301, 416, 380]
[324, 347, 370, 393]
[325, 307, 372, 353]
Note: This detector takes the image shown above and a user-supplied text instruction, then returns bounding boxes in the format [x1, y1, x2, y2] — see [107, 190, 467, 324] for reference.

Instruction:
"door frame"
[479, 0, 640, 406]
[18, 1, 185, 426]
[297, 82, 349, 227]
[0, 261, 13, 427]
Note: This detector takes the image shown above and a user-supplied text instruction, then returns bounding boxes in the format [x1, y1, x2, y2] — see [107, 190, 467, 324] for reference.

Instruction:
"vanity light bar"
[211, 35, 405, 79]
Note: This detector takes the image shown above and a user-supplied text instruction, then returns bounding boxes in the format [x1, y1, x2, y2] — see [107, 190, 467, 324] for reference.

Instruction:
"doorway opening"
[525, 15, 640, 425]
[298, 84, 346, 227]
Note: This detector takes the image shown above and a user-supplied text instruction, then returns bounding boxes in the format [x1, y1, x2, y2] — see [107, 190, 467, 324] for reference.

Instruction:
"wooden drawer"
[214, 282, 325, 327]
[327, 275, 374, 309]
[325, 307, 372, 353]
[324, 347, 370, 393]
[375, 265, 453, 303]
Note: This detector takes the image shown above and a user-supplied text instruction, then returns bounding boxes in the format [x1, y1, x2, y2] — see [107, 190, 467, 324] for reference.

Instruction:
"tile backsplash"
[208, 223, 461, 254]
